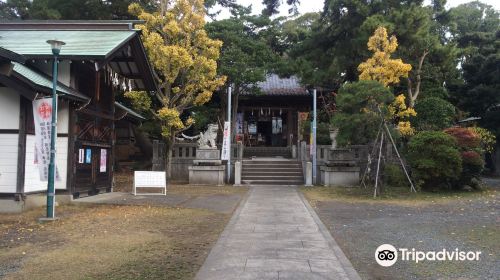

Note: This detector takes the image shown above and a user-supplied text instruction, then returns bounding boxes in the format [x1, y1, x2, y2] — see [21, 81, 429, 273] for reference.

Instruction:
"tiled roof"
[0, 30, 136, 58]
[115, 102, 146, 120]
[0, 47, 25, 63]
[12, 62, 89, 101]
[243, 74, 308, 96]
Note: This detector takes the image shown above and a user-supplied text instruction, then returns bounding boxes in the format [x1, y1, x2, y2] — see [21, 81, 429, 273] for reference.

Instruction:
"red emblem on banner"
[38, 102, 52, 120]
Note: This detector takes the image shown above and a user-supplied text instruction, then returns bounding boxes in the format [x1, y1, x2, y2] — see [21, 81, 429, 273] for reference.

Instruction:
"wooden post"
[374, 133, 384, 198]
[287, 109, 292, 147]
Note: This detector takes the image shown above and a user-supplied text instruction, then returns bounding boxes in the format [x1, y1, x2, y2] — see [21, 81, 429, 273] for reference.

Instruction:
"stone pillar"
[234, 161, 242, 186]
[300, 141, 307, 161]
[287, 109, 293, 146]
[305, 161, 313, 186]
[292, 145, 297, 159]
[237, 141, 243, 160]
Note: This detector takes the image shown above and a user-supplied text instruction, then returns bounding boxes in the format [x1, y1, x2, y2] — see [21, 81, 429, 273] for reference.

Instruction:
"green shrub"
[412, 97, 455, 131]
[407, 131, 462, 191]
[461, 151, 484, 189]
[384, 163, 408, 188]
[302, 122, 332, 145]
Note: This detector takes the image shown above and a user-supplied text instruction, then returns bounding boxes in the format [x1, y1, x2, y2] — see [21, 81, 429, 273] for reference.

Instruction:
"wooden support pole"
[383, 123, 417, 192]
[374, 132, 384, 198]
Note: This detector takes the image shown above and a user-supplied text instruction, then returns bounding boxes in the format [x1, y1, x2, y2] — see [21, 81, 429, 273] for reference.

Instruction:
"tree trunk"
[408, 50, 429, 108]
[165, 133, 175, 179]
[231, 87, 240, 143]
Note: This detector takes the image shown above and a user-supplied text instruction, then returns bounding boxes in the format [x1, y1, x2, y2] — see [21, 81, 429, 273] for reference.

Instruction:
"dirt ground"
[0, 184, 248, 280]
[301, 186, 499, 280]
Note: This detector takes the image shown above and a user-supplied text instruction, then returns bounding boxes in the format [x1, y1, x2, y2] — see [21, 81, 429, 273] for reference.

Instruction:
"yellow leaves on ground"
[358, 27, 412, 87]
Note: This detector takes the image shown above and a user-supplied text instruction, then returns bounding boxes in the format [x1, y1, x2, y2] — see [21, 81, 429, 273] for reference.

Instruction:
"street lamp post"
[312, 88, 317, 185]
[45, 39, 65, 220]
[227, 86, 232, 183]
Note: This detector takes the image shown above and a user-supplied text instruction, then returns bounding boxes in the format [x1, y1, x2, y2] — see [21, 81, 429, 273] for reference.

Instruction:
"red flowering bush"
[444, 128, 484, 189]
[461, 151, 483, 166]
[444, 127, 481, 149]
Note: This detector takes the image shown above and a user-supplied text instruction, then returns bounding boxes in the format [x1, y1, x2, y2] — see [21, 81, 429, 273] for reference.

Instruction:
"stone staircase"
[241, 159, 304, 185]
[243, 147, 291, 158]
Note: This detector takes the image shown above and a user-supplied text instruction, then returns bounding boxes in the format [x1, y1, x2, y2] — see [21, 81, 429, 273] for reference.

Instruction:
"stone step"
[241, 179, 304, 185]
[243, 160, 299, 163]
[240, 158, 304, 186]
[242, 168, 303, 173]
[243, 148, 292, 158]
[242, 175, 304, 180]
[243, 171, 303, 175]
[243, 165, 301, 169]
[242, 162, 301, 166]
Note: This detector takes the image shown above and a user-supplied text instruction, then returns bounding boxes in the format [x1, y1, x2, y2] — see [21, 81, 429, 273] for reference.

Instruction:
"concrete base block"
[38, 217, 60, 223]
[196, 148, 220, 160]
[0, 194, 74, 213]
[0, 199, 24, 213]
[189, 165, 225, 186]
[320, 166, 360, 187]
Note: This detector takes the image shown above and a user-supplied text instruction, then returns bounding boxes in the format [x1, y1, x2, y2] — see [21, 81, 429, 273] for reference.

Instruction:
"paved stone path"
[196, 186, 361, 280]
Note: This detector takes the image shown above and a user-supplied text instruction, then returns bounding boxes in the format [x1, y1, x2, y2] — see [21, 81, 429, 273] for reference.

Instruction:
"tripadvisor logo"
[375, 244, 398, 267]
[375, 244, 482, 267]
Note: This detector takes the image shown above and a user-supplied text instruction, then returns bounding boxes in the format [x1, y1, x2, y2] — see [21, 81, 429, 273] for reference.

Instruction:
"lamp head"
[46, 39, 65, 55]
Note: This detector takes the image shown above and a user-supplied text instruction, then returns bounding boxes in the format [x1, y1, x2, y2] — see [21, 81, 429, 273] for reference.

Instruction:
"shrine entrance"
[238, 108, 291, 147]
[235, 74, 312, 157]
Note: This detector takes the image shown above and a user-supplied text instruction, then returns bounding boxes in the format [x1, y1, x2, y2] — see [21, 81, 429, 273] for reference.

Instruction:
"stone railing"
[168, 142, 243, 182]
[298, 141, 369, 184]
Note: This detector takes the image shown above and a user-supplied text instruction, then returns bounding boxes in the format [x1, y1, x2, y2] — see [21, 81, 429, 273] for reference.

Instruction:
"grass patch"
[0, 201, 234, 279]
[300, 185, 496, 207]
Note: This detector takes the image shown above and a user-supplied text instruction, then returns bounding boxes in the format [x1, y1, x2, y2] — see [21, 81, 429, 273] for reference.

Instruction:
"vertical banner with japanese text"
[33, 98, 60, 181]
[221, 121, 230, 160]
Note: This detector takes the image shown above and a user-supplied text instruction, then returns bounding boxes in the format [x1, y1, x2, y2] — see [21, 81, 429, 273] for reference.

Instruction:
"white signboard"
[78, 148, 84, 163]
[134, 171, 167, 196]
[221, 121, 230, 160]
[32, 98, 59, 181]
[100, 149, 107, 172]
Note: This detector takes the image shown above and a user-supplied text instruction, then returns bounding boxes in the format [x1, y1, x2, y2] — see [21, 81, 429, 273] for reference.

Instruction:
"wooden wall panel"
[0, 134, 18, 193]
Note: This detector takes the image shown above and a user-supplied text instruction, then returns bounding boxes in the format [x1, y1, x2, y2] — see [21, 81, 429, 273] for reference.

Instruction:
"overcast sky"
[212, 0, 500, 19]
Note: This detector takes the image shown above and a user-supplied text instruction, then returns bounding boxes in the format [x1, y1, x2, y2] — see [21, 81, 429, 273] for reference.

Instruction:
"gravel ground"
[303, 188, 498, 280]
[481, 177, 500, 188]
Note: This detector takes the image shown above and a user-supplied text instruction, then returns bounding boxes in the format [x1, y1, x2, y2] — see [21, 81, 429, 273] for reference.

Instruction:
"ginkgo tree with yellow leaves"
[126, 0, 226, 176]
[358, 27, 412, 87]
[358, 26, 416, 136]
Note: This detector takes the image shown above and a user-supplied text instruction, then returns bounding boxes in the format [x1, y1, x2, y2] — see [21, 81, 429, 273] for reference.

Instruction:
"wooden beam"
[0, 75, 37, 100]
[66, 105, 76, 196]
[78, 108, 115, 120]
[16, 97, 27, 194]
